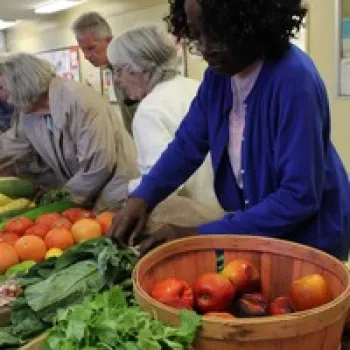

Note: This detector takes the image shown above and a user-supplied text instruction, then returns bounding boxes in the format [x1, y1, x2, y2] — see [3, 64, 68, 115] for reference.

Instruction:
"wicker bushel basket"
[133, 235, 350, 350]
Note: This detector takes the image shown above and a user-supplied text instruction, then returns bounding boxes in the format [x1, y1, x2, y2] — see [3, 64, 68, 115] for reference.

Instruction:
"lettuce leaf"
[46, 286, 201, 350]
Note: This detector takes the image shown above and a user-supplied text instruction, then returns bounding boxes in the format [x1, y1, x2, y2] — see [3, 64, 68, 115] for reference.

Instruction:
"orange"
[0, 243, 19, 273]
[71, 218, 102, 243]
[14, 235, 47, 262]
[95, 211, 115, 234]
[0, 232, 20, 246]
[4, 217, 35, 236]
[36, 213, 62, 227]
[24, 224, 50, 239]
[44, 228, 74, 250]
[50, 217, 72, 230]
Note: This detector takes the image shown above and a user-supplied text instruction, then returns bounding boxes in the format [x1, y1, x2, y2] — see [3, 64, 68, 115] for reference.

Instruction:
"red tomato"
[4, 217, 35, 236]
[50, 217, 72, 230]
[35, 213, 61, 227]
[0, 232, 20, 245]
[24, 224, 50, 239]
[151, 277, 194, 310]
[95, 211, 115, 234]
[62, 208, 95, 223]
[193, 273, 235, 314]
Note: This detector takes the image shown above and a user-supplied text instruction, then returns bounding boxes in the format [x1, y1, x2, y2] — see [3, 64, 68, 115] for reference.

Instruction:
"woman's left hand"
[139, 224, 199, 256]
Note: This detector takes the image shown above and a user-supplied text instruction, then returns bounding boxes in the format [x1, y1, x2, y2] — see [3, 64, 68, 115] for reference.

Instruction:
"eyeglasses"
[187, 38, 230, 57]
[111, 64, 131, 79]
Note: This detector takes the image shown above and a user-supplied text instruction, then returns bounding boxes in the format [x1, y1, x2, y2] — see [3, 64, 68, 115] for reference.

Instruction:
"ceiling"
[0, 0, 81, 21]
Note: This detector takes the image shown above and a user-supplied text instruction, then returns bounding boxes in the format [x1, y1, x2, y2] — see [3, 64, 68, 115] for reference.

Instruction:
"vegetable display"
[0, 200, 75, 232]
[0, 237, 138, 349]
[46, 286, 201, 350]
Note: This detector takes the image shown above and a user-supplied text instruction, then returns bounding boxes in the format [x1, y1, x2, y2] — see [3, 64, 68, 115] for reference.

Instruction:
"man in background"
[72, 12, 138, 134]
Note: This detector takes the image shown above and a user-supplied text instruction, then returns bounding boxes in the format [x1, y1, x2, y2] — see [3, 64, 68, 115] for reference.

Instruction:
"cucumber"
[0, 177, 36, 199]
[0, 200, 75, 231]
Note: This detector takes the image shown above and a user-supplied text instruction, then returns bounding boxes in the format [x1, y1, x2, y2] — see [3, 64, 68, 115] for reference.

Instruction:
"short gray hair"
[72, 12, 112, 39]
[1, 53, 56, 111]
[107, 24, 180, 90]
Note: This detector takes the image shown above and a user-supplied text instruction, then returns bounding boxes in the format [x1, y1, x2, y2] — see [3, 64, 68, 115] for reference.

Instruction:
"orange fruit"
[95, 211, 115, 234]
[4, 217, 35, 236]
[0, 243, 19, 273]
[24, 224, 50, 239]
[71, 219, 102, 243]
[0, 232, 20, 246]
[14, 235, 47, 262]
[44, 228, 74, 250]
[50, 218, 72, 230]
[36, 213, 62, 227]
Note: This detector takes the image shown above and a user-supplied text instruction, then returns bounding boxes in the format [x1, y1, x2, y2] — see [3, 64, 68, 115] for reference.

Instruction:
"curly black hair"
[165, 0, 307, 59]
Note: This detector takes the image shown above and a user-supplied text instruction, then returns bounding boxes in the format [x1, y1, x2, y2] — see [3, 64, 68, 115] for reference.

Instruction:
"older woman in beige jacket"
[0, 53, 138, 210]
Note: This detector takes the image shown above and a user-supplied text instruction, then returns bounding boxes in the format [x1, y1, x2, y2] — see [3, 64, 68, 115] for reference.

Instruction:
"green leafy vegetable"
[26, 261, 104, 322]
[0, 237, 138, 349]
[5, 260, 36, 278]
[46, 286, 201, 350]
[0, 329, 24, 347]
[37, 187, 71, 206]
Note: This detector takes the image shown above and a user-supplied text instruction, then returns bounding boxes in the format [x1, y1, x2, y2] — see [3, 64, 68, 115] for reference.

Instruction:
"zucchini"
[0, 177, 36, 199]
[0, 200, 75, 231]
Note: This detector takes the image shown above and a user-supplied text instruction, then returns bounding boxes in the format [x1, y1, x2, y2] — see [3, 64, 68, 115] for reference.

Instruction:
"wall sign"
[37, 46, 81, 82]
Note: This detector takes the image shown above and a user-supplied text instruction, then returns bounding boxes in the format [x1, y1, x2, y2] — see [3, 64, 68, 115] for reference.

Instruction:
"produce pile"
[0, 180, 202, 350]
[0, 205, 116, 281]
[150, 258, 334, 318]
[0, 237, 139, 348]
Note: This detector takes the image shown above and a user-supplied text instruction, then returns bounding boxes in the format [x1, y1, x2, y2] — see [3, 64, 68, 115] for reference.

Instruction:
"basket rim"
[133, 235, 350, 341]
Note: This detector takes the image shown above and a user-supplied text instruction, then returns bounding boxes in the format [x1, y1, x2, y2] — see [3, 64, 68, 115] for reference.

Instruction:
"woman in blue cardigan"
[108, 0, 350, 259]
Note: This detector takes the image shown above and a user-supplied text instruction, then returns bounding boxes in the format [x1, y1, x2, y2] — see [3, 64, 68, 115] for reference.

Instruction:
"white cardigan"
[129, 76, 222, 212]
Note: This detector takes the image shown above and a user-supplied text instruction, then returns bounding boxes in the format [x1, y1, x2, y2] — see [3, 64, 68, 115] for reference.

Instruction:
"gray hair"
[1, 53, 56, 111]
[72, 12, 112, 39]
[107, 24, 180, 90]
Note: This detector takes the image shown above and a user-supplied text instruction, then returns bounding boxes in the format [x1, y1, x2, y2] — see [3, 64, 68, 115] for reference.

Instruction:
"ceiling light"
[35, 1, 84, 14]
[0, 20, 20, 30]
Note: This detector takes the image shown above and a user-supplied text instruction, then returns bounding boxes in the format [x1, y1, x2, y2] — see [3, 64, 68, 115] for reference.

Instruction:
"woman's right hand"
[106, 196, 149, 247]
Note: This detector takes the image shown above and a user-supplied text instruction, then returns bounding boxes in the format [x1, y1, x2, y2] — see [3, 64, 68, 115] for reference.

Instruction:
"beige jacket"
[0, 77, 138, 210]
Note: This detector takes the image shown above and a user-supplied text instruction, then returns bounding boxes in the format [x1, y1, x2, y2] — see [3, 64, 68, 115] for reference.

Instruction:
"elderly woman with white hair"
[0, 53, 138, 210]
[107, 24, 221, 213]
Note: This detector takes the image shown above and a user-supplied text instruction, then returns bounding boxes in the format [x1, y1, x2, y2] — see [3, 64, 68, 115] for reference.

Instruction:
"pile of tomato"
[0, 208, 116, 274]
